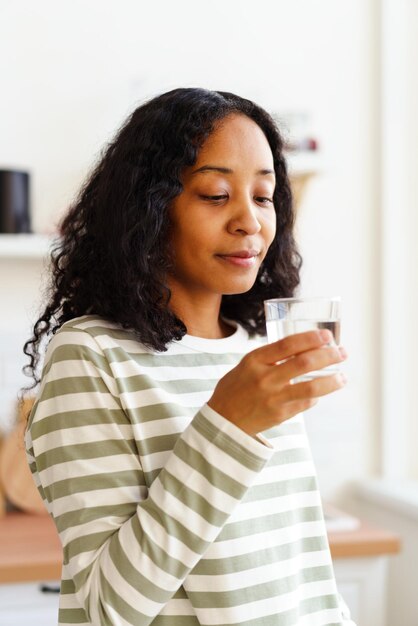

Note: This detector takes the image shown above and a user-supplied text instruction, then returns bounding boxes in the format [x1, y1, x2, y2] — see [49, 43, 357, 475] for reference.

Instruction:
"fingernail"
[320, 330, 332, 342]
[338, 346, 348, 359]
[339, 373, 347, 384]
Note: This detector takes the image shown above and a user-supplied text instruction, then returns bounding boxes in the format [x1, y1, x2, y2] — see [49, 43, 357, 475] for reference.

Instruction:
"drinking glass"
[263, 296, 342, 383]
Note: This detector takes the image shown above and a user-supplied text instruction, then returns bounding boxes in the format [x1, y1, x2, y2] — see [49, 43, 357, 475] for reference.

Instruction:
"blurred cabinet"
[334, 556, 389, 626]
[329, 515, 400, 626]
[0, 581, 60, 625]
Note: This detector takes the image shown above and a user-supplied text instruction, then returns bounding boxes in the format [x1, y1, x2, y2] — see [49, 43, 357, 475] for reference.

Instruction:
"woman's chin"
[219, 278, 257, 295]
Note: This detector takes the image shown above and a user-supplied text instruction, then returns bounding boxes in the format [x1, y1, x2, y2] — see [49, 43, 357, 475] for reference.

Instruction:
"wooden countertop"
[0, 510, 401, 584]
[328, 518, 400, 559]
[0, 512, 62, 583]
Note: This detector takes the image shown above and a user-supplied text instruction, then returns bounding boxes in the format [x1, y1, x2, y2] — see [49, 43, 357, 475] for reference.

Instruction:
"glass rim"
[264, 295, 342, 305]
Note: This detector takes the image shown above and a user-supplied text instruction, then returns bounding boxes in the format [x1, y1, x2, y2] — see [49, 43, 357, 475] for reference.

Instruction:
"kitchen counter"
[0, 509, 401, 584]
[329, 517, 400, 558]
[0, 512, 61, 583]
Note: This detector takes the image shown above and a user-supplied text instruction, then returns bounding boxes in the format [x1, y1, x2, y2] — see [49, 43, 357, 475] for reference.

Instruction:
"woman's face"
[167, 113, 277, 300]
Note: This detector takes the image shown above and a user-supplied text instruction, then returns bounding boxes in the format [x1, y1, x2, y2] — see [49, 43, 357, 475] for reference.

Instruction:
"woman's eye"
[256, 197, 274, 204]
[200, 195, 227, 202]
[199, 194, 273, 205]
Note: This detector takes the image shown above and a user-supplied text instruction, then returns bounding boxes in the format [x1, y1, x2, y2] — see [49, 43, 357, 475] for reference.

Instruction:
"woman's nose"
[228, 198, 262, 235]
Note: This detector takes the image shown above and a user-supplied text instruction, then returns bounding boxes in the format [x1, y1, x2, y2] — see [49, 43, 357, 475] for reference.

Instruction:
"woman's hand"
[207, 330, 347, 436]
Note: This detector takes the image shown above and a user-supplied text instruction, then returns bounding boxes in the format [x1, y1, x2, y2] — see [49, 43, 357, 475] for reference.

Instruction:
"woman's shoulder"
[44, 315, 112, 351]
[43, 314, 133, 367]
[52, 314, 138, 345]
[58, 314, 123, 334]
[50, 314, 156, 359]
[39, 316, 95, 366]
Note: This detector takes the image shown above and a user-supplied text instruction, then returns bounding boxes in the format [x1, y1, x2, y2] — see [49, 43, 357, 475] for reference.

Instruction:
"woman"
[24, 88, 355, 625]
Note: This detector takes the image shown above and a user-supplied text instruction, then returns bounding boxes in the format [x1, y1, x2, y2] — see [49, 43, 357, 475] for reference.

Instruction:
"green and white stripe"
[26, 315, 354, 625]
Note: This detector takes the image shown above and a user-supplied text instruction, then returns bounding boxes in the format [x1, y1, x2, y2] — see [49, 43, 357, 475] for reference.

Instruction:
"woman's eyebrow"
[191, 165, 275, 176]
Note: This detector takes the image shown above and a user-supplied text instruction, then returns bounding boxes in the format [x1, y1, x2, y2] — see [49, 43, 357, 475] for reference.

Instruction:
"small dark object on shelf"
[39, 584, 61, 593]
[0, 169, 31, 233]
[285, 137, 319, 152]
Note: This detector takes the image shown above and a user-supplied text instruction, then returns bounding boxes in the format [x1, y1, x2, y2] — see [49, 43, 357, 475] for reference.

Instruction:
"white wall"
[0, 0, 379, 501]
[379, 0, 418, 482]
[405, 1, 418, 480]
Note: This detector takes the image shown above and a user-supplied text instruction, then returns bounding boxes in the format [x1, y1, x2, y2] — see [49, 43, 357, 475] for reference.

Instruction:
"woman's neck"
[185, 318, 235, 339]
[166, 283, 235, 339]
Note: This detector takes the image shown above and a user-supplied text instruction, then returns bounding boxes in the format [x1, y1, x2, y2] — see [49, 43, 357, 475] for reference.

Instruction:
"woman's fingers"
[276, 345, 346, 382]
[254, 330, 332, 365]
[283, 372, 346, 402]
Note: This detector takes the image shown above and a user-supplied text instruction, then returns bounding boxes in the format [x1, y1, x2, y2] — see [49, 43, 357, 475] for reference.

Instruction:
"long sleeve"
[25, 326, 274, 626]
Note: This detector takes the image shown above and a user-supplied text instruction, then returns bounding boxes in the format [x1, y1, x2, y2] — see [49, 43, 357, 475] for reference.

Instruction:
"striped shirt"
[25, 314, 355, 626]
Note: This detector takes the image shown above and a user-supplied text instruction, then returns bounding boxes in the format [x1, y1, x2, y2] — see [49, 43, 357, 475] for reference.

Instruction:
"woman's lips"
[216, 254, 258, 267]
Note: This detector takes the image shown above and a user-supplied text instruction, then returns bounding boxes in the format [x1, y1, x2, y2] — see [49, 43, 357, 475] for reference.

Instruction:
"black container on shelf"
[0, 169, 31, 233]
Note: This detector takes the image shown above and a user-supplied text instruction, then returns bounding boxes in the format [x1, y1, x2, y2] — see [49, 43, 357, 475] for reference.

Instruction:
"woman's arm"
[26, 327, 274, 626]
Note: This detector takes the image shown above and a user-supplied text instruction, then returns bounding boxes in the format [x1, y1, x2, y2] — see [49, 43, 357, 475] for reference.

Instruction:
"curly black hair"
[23, 87, 302, 389]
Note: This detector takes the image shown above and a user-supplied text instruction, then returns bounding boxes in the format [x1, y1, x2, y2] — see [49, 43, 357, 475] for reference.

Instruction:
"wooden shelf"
[0, 234, 56, 260]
